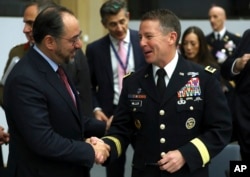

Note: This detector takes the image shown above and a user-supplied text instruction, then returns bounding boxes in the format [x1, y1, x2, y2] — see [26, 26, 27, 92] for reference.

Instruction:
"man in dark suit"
[85, 1, 146, 177]
[3, 5, 110, 177]
[221, 29, 250, 163]
[96, 8, 232, 177]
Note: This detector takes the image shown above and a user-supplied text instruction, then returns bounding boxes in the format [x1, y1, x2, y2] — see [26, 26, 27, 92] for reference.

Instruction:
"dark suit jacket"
[86, 29, 146, 117]
[3, 48, 106, 177]
[103, 55, 232, 177]
[221, 29, 250, 154]
[206, 30, 241, 62]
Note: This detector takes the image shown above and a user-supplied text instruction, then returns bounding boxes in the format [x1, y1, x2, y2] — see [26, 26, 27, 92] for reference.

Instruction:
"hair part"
[33, 5, 74, 44]
[100, 0, 127, 24]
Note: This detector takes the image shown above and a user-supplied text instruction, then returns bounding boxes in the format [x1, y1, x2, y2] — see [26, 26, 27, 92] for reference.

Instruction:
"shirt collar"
[110, 29, 130, 46]
[33, 45, 58, 72]
[214, 27, 226, 38]
[153, 50, 179, 79]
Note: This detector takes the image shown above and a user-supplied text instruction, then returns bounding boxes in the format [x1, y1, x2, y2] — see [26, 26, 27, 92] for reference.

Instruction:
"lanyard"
[110, 42, 131, 74]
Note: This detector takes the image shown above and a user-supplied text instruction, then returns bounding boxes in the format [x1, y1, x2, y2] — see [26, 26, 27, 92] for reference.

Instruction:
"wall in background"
[128, 0, 250, 19]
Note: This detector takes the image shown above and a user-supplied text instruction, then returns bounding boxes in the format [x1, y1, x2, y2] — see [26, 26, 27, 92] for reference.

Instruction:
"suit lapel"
[100, 35, 114, 86]
[32, 49, 80, 121]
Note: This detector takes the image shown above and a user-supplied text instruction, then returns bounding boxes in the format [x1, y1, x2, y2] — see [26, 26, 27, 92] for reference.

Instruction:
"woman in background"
[179, 26, 219, 68]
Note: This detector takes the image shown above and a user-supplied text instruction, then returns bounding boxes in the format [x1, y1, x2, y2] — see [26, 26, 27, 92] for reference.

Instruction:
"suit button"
[160, 124, 165, 130]
[160, 138, 165, 143]
[190, 106, 194, 110]
[159, 110, 165, 116]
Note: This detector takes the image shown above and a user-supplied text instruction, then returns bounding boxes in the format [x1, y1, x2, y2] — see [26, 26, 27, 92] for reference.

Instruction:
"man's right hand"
[94, 110, 109, 122]
[234, 53, 250, 73]
[0, 125, 9, 145]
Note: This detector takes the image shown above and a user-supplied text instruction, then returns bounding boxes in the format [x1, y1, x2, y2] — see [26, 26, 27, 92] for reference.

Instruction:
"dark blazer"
[3, 48, 106, 177]
[221, 29, 250, 155]
[86, 29, 146, 117]
[103, 55, 232, 177]
[206, 30, 241, 62]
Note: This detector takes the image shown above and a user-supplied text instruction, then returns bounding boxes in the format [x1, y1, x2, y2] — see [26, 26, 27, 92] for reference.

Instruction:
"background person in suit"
[3, 5, 110, 177]
[85, 0, 146, 177]
[97, 8, 232, 177]
[221, 29, 250, 162]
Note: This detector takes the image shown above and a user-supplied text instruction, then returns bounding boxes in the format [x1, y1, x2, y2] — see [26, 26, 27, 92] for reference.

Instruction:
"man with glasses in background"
[86, 0, 146, 177]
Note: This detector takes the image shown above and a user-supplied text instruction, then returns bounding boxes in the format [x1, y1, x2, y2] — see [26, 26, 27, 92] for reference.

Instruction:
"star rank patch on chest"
[204, 66, 216, 74]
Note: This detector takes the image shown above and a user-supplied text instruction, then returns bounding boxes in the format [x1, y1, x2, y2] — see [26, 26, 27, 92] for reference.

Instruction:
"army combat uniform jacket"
[103, 55, 232, 177]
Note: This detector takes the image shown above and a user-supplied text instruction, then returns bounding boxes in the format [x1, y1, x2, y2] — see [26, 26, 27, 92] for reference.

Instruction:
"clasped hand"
[86, 137, 110, 164]
[0, 126, 9, 145]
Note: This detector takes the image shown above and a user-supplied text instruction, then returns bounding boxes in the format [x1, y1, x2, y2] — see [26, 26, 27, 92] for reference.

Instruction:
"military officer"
[206, 5, 241, 141]
[97, 9, 232, 177]
[206, 5, 241, 64]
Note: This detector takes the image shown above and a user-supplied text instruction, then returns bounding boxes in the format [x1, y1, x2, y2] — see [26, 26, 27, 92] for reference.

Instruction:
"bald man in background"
[206, 5, 241, 65]
[206, 5, 241, 142]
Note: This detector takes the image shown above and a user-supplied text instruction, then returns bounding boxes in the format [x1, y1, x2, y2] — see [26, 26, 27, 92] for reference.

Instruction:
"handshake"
[0, 125, 9, 145]
[86, 137, 110, 164]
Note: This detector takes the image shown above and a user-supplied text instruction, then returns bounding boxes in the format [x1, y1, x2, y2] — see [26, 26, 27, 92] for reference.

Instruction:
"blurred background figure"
[206, 5, 241, 65]
[180, 26, 219, 69]
[206, 5, 241, 132]
[86, 0, 146, 177]
[221, 28, 250, 163]
[0, 125, 9, 176]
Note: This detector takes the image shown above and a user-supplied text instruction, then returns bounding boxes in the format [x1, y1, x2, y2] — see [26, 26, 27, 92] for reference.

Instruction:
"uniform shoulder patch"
[123, 72, 133, 79]
[204, 65, 216, 74]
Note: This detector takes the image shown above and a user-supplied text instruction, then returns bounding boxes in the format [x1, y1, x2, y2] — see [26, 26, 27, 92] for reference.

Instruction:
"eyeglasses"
[58, 31, 82, 46]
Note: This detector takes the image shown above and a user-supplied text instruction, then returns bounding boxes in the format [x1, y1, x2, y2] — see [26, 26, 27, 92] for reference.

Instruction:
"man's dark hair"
[100, 0, 127, 24]
[33, 5, 74, 44]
